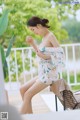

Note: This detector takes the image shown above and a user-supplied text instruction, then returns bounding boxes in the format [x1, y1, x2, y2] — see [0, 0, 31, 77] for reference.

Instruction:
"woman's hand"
[26, 36, 38, 52]
[26, 36, 34, 45]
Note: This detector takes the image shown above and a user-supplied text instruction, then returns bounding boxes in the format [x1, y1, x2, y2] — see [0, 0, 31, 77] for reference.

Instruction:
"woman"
[20, 16, 65, 114]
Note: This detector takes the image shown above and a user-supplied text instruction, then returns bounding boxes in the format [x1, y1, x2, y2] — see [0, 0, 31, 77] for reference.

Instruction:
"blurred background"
[0, 0, 80, 47]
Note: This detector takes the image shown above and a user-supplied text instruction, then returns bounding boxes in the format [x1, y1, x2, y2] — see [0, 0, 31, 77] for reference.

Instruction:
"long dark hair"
[27, 16, 50, 28]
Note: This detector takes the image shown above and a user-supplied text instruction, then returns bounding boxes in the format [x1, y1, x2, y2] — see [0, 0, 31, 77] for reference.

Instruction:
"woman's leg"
[20, 80, 48, 114]
[20, 76, 38, 100]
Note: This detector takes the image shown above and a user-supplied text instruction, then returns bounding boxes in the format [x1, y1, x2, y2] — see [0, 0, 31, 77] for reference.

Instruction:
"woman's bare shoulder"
[48, 32, 60, 47]
[48, 32, 56, 39]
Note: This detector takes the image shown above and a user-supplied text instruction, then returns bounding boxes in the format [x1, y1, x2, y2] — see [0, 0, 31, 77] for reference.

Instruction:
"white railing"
[61, 43, 80, 86]
[4, 43, 80, 90]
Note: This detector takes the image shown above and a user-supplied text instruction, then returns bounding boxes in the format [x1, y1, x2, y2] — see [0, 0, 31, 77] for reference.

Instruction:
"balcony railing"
[4, 43, 80, 90]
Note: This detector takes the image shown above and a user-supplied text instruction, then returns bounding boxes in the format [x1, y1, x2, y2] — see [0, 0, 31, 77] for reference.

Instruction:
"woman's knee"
[20, 78, 37, 96]
[20, 86, 26, 96]
[24, 91, 33, 101]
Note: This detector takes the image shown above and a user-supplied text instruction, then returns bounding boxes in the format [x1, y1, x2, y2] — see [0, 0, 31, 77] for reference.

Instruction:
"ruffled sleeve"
[42, 47, 65, 72]
[51, 47, 65, 72]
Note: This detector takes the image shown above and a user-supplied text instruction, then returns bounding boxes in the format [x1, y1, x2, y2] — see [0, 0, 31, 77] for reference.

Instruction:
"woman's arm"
[31, 42, 51, 60]
[26, 36, 51, 60]
[36, 50, 51, 60]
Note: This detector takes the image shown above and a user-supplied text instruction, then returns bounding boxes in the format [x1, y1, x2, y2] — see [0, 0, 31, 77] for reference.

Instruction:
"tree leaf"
[6, 35, 16, 58]
[0, 9, 9, 36]
[0, 45, 6, 65]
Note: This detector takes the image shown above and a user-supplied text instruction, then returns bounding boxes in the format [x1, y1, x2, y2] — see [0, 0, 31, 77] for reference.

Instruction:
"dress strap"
[42, 32, 52, 41]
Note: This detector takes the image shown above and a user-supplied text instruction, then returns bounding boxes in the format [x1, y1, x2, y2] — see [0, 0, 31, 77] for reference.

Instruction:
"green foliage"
[0, 9, 9, 78]
[0, 0, 70, 47]
[63, 18, 80, 43]
[0, 9, 16, 79]
[0, 9, 9, 36]
[0, 0, 80, 47]
[0, 45, 6, 65]
[6, 35, 16, 57]
[62, 72, 80, 91]
[0, 45, 8, 78]
[4, 36, 16, 78]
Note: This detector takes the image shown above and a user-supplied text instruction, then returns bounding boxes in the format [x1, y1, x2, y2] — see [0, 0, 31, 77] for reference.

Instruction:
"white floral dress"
[37, 47, 65, 85]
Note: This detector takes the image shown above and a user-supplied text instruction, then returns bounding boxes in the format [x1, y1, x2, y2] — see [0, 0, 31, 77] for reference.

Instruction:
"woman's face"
[28, 25, 43, 36]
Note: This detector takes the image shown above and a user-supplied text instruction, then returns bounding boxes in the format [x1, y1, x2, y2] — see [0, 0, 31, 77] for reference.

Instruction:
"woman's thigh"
[24, 80, 48, 98]
[20, 76, 38, 93]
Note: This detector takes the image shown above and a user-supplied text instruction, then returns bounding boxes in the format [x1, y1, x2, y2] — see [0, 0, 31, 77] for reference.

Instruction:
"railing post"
[0, 52, 7, 104]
